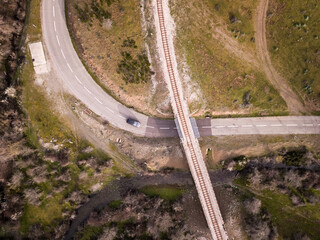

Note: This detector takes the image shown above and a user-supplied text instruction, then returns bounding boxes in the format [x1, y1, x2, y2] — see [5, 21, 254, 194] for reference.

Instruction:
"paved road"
[197, 116, 320, 136]
[41, 0, 320, 138]
[42, 0, 177, 138]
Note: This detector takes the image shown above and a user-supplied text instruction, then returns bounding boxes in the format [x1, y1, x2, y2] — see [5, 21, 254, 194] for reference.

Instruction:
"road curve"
[41, 0, 320, 138]
[254, 0, 306, 115]
[42, 0, 177, 138]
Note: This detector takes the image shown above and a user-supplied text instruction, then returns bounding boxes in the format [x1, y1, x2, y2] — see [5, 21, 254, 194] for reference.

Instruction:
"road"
[42, 0, 177, 138]
[41, 0, 320, 139]
[41, 1, 319, 239]
[198, 116, 320, 136]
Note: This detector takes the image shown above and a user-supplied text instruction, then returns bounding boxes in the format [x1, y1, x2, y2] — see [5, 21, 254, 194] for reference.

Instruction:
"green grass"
[234, 178, 320, 239]
[19, 161, 80, 235]
[25, 0, 41, 42]
[206, 0, 258, 45]
[77, 148, 111, 165]
[22, 0, 76, 147]
[140, 185, 185, 201]
[24, 126, 41, 149]
[259, 190, 320, 239]
[20, 197, 63, 234]
[75, 225, 103, 240]
[22, 59, 74, 144]
[171, 0, 287, 116]
[18, 1, 124, 235]
[267, 0, 320, 111]
[108, 200, 123, 209]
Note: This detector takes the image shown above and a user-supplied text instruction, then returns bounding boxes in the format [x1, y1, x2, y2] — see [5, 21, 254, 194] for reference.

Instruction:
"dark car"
[126, 118, 141, 127]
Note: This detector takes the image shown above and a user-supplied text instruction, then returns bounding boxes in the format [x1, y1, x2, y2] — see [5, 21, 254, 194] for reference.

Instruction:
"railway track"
[155, 1, 228, 239]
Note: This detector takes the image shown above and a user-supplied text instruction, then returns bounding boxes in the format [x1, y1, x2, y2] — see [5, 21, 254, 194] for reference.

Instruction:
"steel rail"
[155, 1, 228, 239]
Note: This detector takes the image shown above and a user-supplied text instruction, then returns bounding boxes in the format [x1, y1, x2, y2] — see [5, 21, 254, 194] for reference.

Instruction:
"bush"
[242, 91, 252, 106]
[282, 147, 307, 166]
[74, 0, 112, 25]
[90, 1, 111, 23]
[74, 3, 91, 23]
[108, 200, 123, 209]
[121, 38, 137, 48]
[117, 51, 151, 84]
[75, 225, 103, 240]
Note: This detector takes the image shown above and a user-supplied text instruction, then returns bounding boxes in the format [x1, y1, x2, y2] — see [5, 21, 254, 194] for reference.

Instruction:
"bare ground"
[200, 134, 320, 170]
[211, 24, 258, 69]
[254, 0, 308, 115]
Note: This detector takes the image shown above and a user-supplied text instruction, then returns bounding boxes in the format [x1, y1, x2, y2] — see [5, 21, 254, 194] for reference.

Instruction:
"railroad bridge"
[154, 0, 228, 239]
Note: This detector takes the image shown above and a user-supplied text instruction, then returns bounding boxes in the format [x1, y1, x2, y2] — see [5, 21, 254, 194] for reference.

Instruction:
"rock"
[103, 19, 113, 30]
[91, 183, 102, 192]
[291, 195, 304, 206]
[83, 146, 94, 153]
[24, 188, 41, 206]
[8, 171, 23, 188]
[4, 87, 16, 97]
[227, 161, 235, 171]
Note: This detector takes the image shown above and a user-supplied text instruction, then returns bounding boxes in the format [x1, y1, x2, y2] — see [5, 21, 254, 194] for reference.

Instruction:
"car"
[126, 118, 141, 127]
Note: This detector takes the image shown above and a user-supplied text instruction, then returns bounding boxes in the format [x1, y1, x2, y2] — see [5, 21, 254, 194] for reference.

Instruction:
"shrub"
[242, 91, 252, 106]
[282, 146, 307, 166]
[90, 1, 111, 23]
[74, 0, 112, 25]
[117, 51, 151, 84]
[74, 3, 91, 23]
[121, 38, 137, 48]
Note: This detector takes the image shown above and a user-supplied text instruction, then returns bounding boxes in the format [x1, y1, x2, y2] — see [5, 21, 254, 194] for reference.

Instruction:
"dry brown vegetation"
[67, 0, 172, 117]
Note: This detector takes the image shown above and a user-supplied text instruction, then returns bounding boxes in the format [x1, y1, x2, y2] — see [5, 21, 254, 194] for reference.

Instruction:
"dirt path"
[254, 0, 307, 115]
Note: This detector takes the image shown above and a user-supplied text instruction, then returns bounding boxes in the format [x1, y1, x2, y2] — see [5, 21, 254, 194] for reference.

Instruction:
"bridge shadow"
[196, 118, 212, 137]
[145, 117, 178, 138]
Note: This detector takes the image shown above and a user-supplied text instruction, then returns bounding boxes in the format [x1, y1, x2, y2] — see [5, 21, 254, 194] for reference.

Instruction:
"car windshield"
[127, 119, 140, 127]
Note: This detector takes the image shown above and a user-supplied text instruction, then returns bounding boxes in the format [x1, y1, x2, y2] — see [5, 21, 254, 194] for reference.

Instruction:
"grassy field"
[108, 200, 123, 209]
[75, 225, 103, 240]
[267, 0, 320, 113]
[25, 0, 41, 42]
[234, 179, 320, 239]
[22, 55, 75, 145]
[140, 185, 186, 201]
[259, 190, 320, 239]
[20, 197, 63, 233]
[23, 0, 75, 148]
[206, 0, 258, 46]
[171, 0, 288, 116]
[68, 0, 158, 115]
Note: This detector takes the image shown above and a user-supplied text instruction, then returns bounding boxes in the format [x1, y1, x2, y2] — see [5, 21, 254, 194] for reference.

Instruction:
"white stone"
[29, 41, 48, 74]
